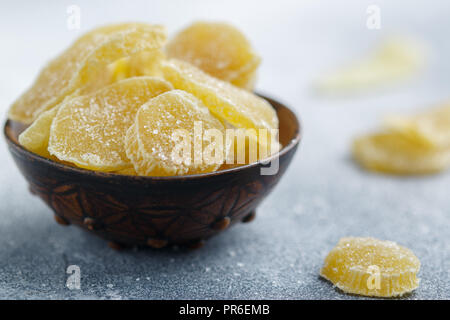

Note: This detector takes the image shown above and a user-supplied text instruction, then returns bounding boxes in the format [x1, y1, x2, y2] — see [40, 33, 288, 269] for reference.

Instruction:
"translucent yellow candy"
[9, 23, 166, 124]
[48, 77, 173, 171]
[316, 37, 426, 93]
[320, 237, 420, 297]
[125, 90, 229, 176]
[385, 104, 450, 149]
[161, 60, 279, 162]
[161, 59, 278, 132]
[113, 167, 138, 176]
[353, 132, 450, 175]
[107, 50, 165, 82]
[223, 127, 282, 166]
[166, 21, 260, 90]
[18, 106, 59, 159]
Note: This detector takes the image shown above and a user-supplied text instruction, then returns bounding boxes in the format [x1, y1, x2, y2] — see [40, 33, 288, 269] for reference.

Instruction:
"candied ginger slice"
[320, 237, 420, 297]
[9, 23, 166, 124]
[353, 132, 450, 175]
[48, 77, 173, 171]
[316, 37, 426, 93]
[108, 49, 165, 82]
[384, 103, 450, 149]
[161, 59, 278, 131]
[166, 21, 260, 90]
[18, 106, 59, 159]
[125, 90, 229, 176]
[113, 166, 138, 176]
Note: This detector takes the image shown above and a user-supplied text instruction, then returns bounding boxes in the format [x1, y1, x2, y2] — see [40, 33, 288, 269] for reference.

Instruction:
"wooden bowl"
[4, 95, 301, 249]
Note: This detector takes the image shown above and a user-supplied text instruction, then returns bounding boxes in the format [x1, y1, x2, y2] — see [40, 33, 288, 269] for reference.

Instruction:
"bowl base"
[104, 211, 257, 251]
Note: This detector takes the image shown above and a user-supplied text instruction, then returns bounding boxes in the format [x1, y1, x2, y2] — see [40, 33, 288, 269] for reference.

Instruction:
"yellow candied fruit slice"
[320, 237, 420, 297]
[223, 126, 282, 166]
[9, 23, 166, 124]
[161, 59, 278, 132]
[352, 132, 450, 175]
[48, 77, 173, 171]
[17, 91, 81, 159]
[125, 90, 229, 176]
[107, 49, 166, 83]
[231, 69, 258, 91]
[384, 103, 450, 149]
[316, 37, 426, 93]
[166, 21, 260, 90]
[113, 167, 138, 176]
[18, 106, 59, 159]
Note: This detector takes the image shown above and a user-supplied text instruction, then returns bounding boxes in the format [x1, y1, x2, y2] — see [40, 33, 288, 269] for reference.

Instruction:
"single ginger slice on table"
[125, 90, 229, 176]
[48, 77, 173, 171]
[166, 21, 260, 90]
[9, 23, 166, 124]
[384, 103, 450, 149]
[161, 59, 279, 160]
[320, 237, 420, 297]
[352, 132, 450, 175]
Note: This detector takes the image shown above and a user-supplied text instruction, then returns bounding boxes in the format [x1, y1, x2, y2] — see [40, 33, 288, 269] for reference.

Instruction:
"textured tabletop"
[0, 0, 449, 299]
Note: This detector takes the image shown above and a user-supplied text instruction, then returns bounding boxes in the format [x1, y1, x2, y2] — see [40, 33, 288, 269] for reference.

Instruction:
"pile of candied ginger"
[11, 22, 280, 176]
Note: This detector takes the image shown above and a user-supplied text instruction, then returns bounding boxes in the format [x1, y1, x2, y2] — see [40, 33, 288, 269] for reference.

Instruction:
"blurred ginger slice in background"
[384, 103, 450, 149]
[316, 37, 426, 94]
[353, 102, 450, 175]
[353, 132, 450, 175]
[166, 21, 260, 90]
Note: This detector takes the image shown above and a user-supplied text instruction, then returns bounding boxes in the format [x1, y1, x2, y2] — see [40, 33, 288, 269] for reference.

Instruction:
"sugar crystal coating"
[166, 21, 260, 90]
[9, 23, 166, 124]
[48, 77, 173, 171]
[14, 21, 280, 175]
[125, 90, 230, 176]
[320, 237, 420, 297]
[161, 59, 277, 132]
[18, 106, 60, 159]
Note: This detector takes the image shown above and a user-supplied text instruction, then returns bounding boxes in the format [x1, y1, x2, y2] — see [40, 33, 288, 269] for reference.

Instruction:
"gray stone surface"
[0, 0, 449, 299]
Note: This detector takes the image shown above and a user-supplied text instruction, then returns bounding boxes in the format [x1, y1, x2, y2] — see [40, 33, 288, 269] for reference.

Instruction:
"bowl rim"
[4, 94, 301, 181]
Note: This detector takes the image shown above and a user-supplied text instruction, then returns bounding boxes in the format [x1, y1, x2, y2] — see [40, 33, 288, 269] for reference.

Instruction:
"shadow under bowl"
[4, 95, 301, 249]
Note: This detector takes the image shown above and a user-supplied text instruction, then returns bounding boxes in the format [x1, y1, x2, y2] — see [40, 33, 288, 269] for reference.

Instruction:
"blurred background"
[0, 0, 449, 299]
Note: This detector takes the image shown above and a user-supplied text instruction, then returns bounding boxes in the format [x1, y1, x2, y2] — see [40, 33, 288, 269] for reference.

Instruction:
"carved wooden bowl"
[4, 95, 301, 250]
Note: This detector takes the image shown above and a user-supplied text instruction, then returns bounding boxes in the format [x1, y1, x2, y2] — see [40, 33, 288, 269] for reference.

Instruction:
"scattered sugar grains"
[9, 23, 166, 124]
[13, 21, 280, 176]
[162, 59, 278, 132]
[320, 237, 420, 297]
[125, 90, 231, 176]
[161, 59, 280, 161]
[18, 106, 60, 159]
[166, 21, 260, 90]
[48, 77, 173, 171]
